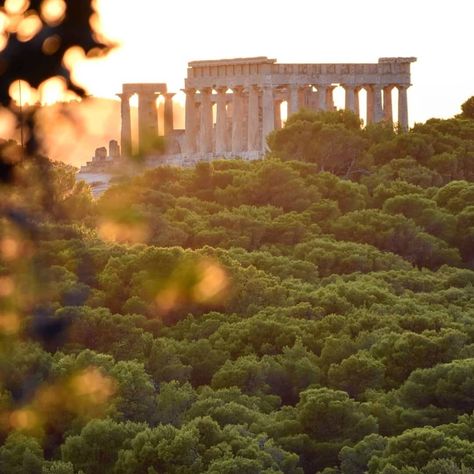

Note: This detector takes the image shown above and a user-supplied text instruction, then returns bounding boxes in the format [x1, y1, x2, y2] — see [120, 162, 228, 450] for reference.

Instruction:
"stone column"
[232, 86, 244, 153]
[398, 85, 409, 131]
[242, 92, 249, 152]
[300, 86, 310, 109]
[138, 92, 159, 154]
[117, 92, 132, 157]
[262, 84, 275, 151]
[164, 93, 175, 136]
[215, 87, 228, 154]
[373, 85, 384, 123]
[354, 87, 361, 118]
[366, 85, 374, 124]
[199, 87, 213, 153]
[326, 86, 335, 111]
[288, 84, 300, 116]
[317, 85, 328, 111]
[383, 86, 393, 123]
[226, 100, 233, 148]
[247, 85, 260, 152]
[184, 88, 197, 153]
[274, 99, 282, 129]
[344, 85, 356, 113]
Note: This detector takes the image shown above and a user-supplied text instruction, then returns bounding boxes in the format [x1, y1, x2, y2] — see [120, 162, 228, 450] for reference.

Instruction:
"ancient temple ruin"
[116, 56, 416, 160]
[117, 83, 169, 156]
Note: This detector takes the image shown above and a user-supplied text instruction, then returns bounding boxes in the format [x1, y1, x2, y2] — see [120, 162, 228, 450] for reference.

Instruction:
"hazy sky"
[71, 0, 473, 124]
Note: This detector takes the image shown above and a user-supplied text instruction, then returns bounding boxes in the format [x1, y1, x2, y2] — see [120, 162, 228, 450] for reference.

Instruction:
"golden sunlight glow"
[0, 0, 471, 140]
[8, 79, 38, 105]
[9, 76, 79, 106]
[63, 46, 86, 70]
[193, 260, 229, 303]
[40, 0, 66, 26]
[155, 287, 180, 315]
[0, 237, 21, 261]
[16, 12, 42, 42]
[70, 367, 116, 405]
[0, 312, 20, 335]
[35, 98, 120, 166]
[38, 76, 68, 104]
[155, 258, 230, 315]
[0, 108, 19, 138]
[2, 369, 117, 435]
[9, 408, 39, 431]
[0, 10, 8, 51]
[0, 276, 15, 297]
[3, 13, 21, 35]
[0, 313, 20, 336]
[91, 0, 124, 43]
[98, 219, 150, 244]
[57, 0, 472, 124]
[4, 0, 29, 16]
[88, 12, 102, 42]
[0, 11, 9, 33]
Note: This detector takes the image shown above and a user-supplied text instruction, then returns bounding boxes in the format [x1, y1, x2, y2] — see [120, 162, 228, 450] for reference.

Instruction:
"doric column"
[383, 86, 393, 123]
[138, 92, 159, 154]
[164, 93, 175, 136]
[247, 85, 260, 152]
[366, 85, 374, 124]
[117, 92, 131, 157]
[199, 87, 213, 154]
[184, 88, 197, 153]
[373, 85, 384, 123]
[262, 84, 275, 151]
[242, 92, 249, 152]
[326, 86, 335, 111]
[317, 85, 328, 111]
[215, 87, 228, 154]
[354, 87, 361, 118]
[231, 86, 244, 153]
[274, 99, 282, 129]
[225, 101, 233, 148]
[288, 84, 300, 117]
[344, 85, 356, 113]
[398, 85, 409, 131]
[300, 86, 310, 109]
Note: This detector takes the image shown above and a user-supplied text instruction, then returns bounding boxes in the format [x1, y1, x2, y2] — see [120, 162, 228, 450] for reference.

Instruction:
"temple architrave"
[117, 56, 416, 160]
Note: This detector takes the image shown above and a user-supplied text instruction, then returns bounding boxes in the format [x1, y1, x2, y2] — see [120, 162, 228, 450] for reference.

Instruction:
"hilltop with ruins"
[83, 56, 416, 172]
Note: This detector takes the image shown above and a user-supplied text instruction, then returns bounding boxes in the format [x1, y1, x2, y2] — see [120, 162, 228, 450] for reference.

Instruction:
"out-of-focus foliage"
[0, 0, 113, 186]
[0, 0, 119, 469]
[0, 0, 111, 106]
[2, 88, 474, 472]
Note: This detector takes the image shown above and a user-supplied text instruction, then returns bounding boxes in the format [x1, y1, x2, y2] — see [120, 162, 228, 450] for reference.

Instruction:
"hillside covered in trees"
[1, 104, 474, 473]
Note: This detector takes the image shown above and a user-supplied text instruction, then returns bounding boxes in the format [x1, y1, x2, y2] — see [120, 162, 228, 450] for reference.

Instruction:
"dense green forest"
[1, 105, 474, 473]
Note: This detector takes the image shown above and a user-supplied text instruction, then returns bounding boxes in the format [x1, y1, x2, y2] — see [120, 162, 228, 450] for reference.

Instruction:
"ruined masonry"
[117, 56, 416, 161]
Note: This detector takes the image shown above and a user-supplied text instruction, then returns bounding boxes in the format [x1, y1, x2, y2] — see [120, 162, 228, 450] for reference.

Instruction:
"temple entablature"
[185, 56, 416, 90]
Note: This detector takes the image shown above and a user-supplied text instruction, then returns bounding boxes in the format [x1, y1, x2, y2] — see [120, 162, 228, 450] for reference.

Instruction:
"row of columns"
[185, 85, 280, 155]
[353, 84, 408, 128]
[118, 91, 175, 156]
[184, 83, 410, 155]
